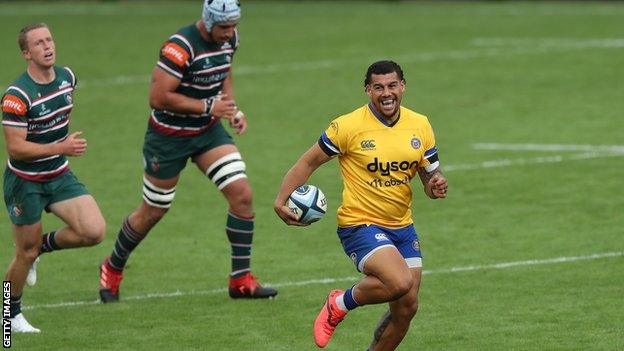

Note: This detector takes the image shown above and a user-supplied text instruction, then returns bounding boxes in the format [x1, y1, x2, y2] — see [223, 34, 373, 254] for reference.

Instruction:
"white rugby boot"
[10, 313, 41, 333]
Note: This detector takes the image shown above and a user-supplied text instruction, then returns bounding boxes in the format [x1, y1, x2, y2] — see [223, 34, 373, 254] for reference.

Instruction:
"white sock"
[335, 293, 348, 312]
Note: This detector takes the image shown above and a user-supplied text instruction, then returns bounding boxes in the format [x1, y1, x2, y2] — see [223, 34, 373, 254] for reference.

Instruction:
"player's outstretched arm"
[418, 167, 448, 199]
[274, 143, 333, 225]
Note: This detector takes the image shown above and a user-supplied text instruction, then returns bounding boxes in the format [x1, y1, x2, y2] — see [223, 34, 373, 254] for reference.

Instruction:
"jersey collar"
[367, 102, 400, 127]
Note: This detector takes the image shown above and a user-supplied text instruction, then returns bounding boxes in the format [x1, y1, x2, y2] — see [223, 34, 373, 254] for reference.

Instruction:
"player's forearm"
[6, 139, 64, 161]
[275, 161, 316, 207]
[150, 91, 206, 115]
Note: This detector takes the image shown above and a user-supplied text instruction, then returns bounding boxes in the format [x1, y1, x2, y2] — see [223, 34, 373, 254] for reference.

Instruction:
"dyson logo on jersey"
[366, 157, 418, 176]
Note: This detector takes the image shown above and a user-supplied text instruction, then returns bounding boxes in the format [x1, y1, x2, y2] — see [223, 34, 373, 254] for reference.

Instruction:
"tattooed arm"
[418, 167, 448, 199]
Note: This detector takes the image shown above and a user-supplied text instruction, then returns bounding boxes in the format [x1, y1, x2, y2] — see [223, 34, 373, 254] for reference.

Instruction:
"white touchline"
[22, 251, 623, 311]
[473, 143, 624, 154]
[445, 152, 624, 172]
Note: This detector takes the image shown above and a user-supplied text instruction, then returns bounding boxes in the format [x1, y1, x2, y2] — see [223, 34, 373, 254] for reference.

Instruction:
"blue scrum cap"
[202, 0, 241, 31]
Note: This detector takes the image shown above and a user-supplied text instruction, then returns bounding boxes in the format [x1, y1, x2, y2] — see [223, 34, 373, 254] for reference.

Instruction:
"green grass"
[1, 1, 623, 350]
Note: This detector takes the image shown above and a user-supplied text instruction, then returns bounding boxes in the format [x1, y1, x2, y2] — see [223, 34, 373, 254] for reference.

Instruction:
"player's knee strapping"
[142, 176, 176, 208]
[205, 152, 247, 190]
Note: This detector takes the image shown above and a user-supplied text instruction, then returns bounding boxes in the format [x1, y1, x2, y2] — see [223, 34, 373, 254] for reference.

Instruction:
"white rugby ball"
[287, 185, 327, 224]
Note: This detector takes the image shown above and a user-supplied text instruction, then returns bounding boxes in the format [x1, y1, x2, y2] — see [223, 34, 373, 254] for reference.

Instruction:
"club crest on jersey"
[411, 137, 421, 149]
[64, 93, 73, 104]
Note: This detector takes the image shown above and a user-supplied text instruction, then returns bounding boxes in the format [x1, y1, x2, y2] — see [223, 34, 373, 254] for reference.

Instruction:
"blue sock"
[343, 287, 360, 310]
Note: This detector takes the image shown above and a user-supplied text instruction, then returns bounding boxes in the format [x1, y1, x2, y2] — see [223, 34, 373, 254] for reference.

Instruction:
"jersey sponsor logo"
[411, 137, 421, 149]
[374, 233, 389, 242]
[38, 103, 51, 116]
[192, 71, 228, 84]
[360, 139, 376, 150]
[2, 95, 27, 116]
[162, 42, 189, 67]
[367, 157, 419, 176]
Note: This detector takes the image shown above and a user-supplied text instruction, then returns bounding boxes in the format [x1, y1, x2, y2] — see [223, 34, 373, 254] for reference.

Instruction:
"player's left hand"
[229, 110, 247, 135]
[428, 174, 448, 199]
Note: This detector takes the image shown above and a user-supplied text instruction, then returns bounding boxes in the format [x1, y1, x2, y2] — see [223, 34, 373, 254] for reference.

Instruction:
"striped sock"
[10, 294, 22, 318]
[226, 211, 253, 278]
[40, 231, 60, 254]
[109, 218, 144, 271]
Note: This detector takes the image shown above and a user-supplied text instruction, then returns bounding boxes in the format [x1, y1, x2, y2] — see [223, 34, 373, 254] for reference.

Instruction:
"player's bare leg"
[367, 268, 421, 351]
[100, 174, 179, 303]
[5, 223, 42, 332]
[48, 195, 106, 248]
[314, 247, 413, 347]
[356, 247, 414, 304]
[194, 144, 277, 298]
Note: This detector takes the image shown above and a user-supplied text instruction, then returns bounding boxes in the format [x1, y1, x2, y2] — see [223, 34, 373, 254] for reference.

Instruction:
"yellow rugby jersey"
[318, 103, 439, 228]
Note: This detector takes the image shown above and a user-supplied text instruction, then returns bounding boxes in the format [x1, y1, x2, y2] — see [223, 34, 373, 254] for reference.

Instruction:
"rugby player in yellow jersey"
[275, 60, 447, 350]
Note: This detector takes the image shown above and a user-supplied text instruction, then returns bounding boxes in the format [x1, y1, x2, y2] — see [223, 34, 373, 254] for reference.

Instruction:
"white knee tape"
[205, 152, 247, 190]
[142, 176, 176, 208]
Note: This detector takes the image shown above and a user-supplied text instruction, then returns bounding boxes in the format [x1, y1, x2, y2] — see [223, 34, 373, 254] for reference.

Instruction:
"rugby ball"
[287, 185, 327, 224]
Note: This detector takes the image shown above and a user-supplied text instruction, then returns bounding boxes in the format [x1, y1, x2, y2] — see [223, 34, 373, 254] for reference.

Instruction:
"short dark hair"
[364, 60, 405, 86]
[18, 23, 49, 51]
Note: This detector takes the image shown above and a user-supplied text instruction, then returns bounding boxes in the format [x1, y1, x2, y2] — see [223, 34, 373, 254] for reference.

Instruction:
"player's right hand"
[62, 131, 87, 156]
[273, 204, 309, 227]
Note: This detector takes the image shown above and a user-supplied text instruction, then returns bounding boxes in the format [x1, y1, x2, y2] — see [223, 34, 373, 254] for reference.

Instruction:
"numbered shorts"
[143, 122, 234, 179]
[337, 224, 422, 272]
[3, 169, 89, 225]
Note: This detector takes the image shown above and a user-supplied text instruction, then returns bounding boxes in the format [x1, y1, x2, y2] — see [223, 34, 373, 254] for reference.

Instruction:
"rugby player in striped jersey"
[1, 23, 106, 333]
[99, 0, 277, 302]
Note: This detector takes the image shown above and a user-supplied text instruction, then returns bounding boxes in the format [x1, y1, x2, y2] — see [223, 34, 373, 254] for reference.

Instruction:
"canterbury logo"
[360, 140, 376, 149]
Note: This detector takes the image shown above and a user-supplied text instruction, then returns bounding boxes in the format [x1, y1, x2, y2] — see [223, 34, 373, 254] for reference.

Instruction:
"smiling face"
[365, 72, 405, 120]
[22, 27, 56, 69]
